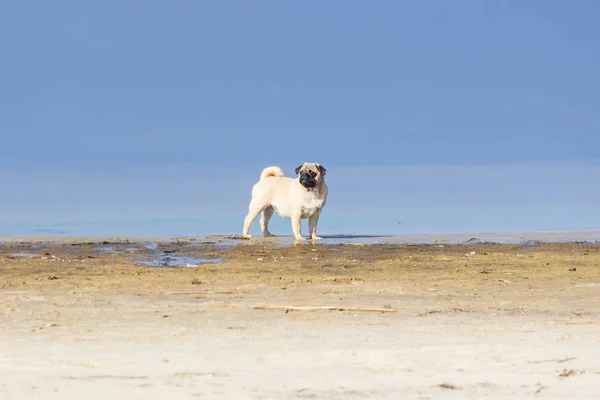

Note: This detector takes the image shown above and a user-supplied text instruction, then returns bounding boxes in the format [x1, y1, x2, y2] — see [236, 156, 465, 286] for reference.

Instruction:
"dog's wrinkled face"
[295, 163, 326, 189]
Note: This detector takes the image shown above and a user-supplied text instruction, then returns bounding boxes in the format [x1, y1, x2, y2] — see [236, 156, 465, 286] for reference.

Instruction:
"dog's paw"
[294, 236, 307, 242]
[311, 236, 323, 240]
[242, 234, 253, 239]
[264, 232, 276, 238]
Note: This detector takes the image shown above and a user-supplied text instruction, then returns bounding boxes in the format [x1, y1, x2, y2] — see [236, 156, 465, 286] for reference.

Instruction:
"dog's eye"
[309, 171, 317, 177]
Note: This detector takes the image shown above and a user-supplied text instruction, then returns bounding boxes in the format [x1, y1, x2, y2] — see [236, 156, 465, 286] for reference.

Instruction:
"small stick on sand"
[253, 305, 395, 313]
[166, 291, 239, 295]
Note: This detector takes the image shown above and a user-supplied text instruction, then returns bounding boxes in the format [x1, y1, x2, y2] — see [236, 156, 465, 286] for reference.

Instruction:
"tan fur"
[242, 163, 328, 241]
[259, 166, 285, 180]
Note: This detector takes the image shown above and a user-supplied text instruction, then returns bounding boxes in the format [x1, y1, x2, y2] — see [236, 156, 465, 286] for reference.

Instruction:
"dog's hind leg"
[259, 206, 275, 237]
[243, 201, 268, 238]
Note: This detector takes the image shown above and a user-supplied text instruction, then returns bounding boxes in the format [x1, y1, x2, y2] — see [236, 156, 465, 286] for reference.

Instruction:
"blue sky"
[1, 1, 599, 235]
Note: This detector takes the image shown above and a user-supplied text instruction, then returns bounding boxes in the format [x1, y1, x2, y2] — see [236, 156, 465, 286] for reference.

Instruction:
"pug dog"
[242, 162, 328, 241]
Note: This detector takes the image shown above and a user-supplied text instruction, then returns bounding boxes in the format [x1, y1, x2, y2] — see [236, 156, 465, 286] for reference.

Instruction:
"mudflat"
[1, 236, 599, 399]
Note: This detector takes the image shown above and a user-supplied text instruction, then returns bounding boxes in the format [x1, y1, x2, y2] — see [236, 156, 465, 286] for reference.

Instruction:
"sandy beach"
[1, 234, 599, 399]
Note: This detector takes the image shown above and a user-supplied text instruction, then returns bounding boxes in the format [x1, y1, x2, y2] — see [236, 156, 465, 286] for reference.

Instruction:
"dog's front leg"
[309, 210, 322, 240]
[291, 214, 305, 241]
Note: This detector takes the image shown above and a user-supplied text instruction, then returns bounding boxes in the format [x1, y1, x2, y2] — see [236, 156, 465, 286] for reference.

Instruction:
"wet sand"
[1, 235, 600, 399]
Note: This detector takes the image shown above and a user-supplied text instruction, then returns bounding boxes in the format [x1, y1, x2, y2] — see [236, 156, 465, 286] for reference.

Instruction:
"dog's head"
[295, 162, 326, 189]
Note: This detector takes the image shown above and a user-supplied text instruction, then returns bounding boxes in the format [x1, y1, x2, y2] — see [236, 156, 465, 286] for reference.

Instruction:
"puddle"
[136, 256, 222, 268]
[96, 246, 117, 252]
[10, 252, 41, 258]
[144, 243, 158, 250]
[96, 246, 138, 254]
[521, 240, 549, 250]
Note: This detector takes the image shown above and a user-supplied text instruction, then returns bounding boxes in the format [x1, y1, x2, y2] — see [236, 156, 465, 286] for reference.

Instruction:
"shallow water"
[89, 241, 226, 268]
[10, 252, 41, 258]
[95, 246, 139, 254]
[230, 232, 600, 247]
[136, 255, 223, 268]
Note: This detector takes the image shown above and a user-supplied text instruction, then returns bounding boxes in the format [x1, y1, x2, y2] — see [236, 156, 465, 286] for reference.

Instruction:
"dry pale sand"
[1, 235, 599, 399]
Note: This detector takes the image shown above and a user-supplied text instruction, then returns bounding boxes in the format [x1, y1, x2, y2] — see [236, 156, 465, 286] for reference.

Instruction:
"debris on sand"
[559, 369, 583, 378]
[253, 305, 396, 313]
[436, 383, 461, 390]
[527, 357, 576, 364]
[210, 235, 249, 240]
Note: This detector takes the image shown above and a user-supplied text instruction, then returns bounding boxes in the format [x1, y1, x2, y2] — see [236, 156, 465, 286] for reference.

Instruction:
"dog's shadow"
[215, 234, 391, 241]
[318, 234, 390, 239]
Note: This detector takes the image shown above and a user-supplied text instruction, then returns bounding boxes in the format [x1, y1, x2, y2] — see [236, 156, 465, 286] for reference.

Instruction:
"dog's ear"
[317, 164, 326, 177]
[295, 165, 303, 175]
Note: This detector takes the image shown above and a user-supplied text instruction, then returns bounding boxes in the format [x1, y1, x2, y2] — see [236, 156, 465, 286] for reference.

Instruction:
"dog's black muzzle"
[299, 172, 316, 188]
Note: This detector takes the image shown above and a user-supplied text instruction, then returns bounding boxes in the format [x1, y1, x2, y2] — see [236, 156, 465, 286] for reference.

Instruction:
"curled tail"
[260, 166, 285, 180]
